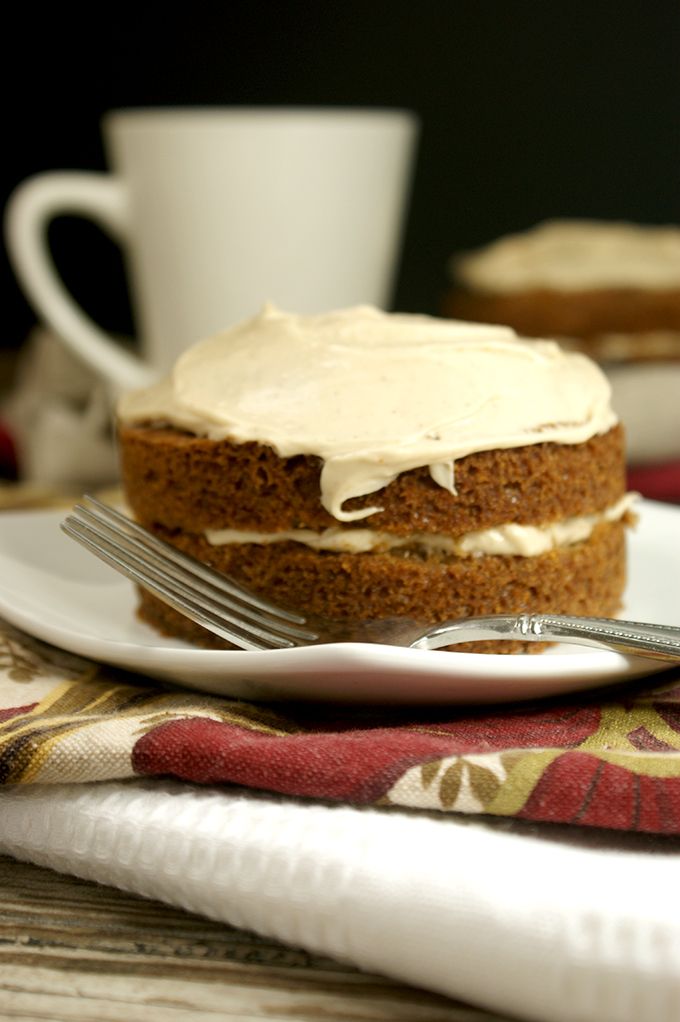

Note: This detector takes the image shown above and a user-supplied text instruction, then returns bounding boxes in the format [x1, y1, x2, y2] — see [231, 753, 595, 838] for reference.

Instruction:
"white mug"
[5, 107, 419, 392]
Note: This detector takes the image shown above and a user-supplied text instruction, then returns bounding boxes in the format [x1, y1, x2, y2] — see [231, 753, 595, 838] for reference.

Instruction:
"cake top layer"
[118, 304, 617, 521]
[451, 220, 680, 293]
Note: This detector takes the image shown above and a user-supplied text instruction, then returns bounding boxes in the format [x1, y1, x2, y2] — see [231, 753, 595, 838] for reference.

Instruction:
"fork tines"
[61, 495, 319, 651]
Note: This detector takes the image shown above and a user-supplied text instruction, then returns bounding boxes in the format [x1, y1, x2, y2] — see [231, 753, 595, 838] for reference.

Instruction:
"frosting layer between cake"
[205, 495, 636, 557]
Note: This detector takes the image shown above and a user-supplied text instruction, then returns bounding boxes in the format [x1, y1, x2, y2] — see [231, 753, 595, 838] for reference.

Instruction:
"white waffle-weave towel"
[0, 779, 678, 1022]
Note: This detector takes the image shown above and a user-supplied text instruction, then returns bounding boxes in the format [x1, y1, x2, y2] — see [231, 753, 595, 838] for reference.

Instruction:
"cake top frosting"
[451, 220, 680, 293]
[118, 304, 618, 521]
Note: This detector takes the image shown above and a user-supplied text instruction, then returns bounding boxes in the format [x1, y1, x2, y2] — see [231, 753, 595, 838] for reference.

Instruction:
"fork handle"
[417, 614, 680, 662]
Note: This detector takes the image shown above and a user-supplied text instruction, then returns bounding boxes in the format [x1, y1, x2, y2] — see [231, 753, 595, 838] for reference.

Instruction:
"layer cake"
[117, 305, 634, 653]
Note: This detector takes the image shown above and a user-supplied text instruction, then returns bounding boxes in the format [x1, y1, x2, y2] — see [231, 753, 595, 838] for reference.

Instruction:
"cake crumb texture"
[135, 519, 626, 654]
[119, 424, 626, 537]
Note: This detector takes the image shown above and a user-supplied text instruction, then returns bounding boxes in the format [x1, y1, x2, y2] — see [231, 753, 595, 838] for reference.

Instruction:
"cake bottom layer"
[135, 520, 627, 655]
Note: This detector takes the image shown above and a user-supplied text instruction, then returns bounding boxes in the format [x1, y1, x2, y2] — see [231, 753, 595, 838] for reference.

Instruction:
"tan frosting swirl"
[118, 304, 617, 522]
[452, 220, 680, 293]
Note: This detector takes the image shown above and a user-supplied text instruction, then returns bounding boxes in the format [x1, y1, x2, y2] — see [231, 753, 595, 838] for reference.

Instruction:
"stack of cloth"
[0, 617, 679, 1022]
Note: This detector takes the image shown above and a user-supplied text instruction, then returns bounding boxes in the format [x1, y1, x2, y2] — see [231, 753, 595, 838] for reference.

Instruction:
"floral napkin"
[2, 618, 680, 834]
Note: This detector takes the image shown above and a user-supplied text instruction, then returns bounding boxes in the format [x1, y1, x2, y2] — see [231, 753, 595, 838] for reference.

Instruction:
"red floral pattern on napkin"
[1, 619, 680, 834]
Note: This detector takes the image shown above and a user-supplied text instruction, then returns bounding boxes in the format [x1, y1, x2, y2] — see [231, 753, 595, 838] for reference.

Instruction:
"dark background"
[3, 1, 679, 353]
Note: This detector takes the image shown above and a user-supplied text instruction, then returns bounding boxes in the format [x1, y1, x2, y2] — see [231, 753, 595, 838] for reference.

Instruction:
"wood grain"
[0, 855, 508, 1021]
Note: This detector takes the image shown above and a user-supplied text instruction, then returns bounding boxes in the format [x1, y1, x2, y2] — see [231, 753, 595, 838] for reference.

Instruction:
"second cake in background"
[444, 220, 680, 363]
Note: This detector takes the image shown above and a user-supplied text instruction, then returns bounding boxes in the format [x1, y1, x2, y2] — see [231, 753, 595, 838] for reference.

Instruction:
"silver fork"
[61, 495, 680, 662]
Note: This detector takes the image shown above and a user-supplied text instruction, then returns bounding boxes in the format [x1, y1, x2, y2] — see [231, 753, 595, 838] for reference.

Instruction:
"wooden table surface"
[0, 854, 510, 1022]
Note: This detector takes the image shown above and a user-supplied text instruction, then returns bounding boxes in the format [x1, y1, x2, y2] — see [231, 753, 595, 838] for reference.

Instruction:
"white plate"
[0, 501, 677, 704]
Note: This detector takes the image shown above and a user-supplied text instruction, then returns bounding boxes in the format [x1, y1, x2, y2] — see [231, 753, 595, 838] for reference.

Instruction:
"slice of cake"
[443, 220, 680, 363]
[117, 304, 634, 653]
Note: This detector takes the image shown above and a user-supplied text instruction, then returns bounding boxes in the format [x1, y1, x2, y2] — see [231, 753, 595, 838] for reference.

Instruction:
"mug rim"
[103, 105, 419, 131]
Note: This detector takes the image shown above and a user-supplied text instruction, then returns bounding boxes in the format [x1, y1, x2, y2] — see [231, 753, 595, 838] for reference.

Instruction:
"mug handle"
[5, 172, 155, 393]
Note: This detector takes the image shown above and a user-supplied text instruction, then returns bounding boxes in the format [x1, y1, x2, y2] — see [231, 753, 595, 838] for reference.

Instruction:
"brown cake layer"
[119, 424, 626, 537]
[135, 519, 627, 654]
[442, 286, 680, 350]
